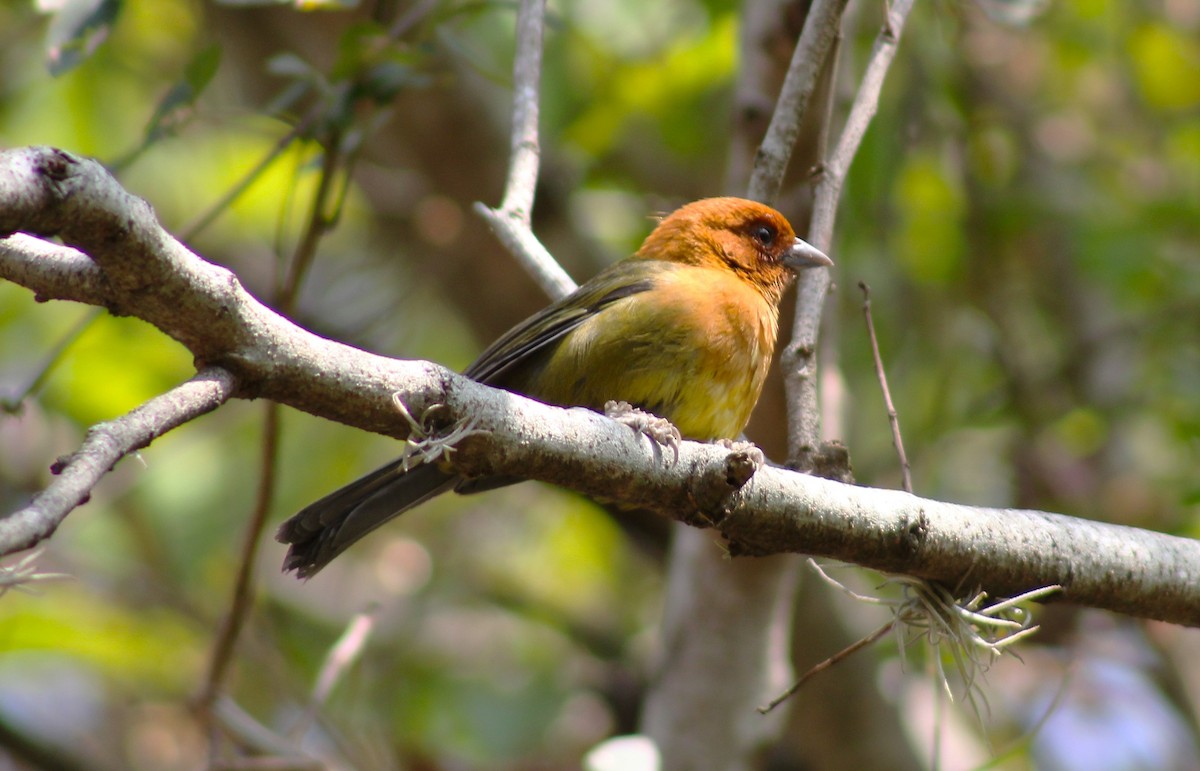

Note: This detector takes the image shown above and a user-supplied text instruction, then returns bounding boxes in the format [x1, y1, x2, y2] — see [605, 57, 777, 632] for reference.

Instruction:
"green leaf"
[45, 0, 122, 76]
[143, 43, 222, 142]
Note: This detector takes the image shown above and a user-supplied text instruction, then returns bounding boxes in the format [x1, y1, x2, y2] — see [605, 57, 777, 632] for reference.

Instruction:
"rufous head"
[635, 197, 831, 304]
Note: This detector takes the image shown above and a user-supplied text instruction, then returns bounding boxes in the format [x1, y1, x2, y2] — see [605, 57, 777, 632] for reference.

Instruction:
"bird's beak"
[784, 237, 833, 270]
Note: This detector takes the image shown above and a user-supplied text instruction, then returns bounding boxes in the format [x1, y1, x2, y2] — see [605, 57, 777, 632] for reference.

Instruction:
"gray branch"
[472, 0, 576, 300]
[0, 367, 236, 553]
[2, 146, 1199, 627]
[785, 0, 917, 459]
[645, 1, 852, 764]
[746, 0, 850, 204]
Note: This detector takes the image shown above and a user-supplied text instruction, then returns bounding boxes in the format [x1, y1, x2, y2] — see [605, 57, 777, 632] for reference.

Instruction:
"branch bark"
[785, 0, 916, 458]
[472, 0, 576, 301]
[642, 1, 851, 765]
[746, 0, 850, 205]
[0, 366, 236, 553]
[3, 142, 1200, 631]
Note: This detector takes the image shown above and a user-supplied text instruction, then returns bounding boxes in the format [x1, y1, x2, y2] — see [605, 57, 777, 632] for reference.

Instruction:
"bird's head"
[635, 197, 832, 305]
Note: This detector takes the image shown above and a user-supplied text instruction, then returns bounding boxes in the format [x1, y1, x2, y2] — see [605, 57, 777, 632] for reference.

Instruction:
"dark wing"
[464, 260, 658, 386]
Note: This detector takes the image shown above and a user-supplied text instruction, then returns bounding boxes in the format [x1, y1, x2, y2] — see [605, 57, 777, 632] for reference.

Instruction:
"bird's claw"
[605, 400, 682, 463]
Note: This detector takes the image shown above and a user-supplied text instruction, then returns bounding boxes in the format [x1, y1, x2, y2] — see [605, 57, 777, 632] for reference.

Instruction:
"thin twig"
[809, 0, 916, 251]
[211, 697, 321, 766]
[180, 116, 314, 242]
[291, 605, 381, 738]
[0, 368, 237, 557]
[758, 620, 894, 714]
[195, 401, 281, 714]
[859, 281, 912, 492]
[197, 109, 359, 738]
[498, 0, 544, 221]
[474, 0, 576, 301]
[387, 0, 439, 39]
[0, 307, 101, 414]
[279, 126, 345, 302]
[786, 0, 917, 462]
[747, 0, 851, 204]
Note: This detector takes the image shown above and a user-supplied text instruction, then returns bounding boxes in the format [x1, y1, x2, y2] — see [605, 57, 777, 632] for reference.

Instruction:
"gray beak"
[783, 237, 833, 270]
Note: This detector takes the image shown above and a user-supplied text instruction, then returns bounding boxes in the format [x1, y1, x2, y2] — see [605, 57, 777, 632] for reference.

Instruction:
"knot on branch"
[684, 440, 766, 528]
[894, 510, 929, 559]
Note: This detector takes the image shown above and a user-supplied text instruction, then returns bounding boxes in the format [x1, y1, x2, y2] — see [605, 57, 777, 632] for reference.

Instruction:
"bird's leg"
[604, 400, 682, 463]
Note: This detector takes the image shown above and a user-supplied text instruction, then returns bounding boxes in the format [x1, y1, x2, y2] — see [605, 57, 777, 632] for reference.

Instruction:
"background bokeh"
[1, 0, 1198, 768]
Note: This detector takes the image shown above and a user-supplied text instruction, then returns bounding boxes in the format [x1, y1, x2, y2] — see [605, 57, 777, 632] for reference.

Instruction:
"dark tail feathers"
[276, 461, 457, 578]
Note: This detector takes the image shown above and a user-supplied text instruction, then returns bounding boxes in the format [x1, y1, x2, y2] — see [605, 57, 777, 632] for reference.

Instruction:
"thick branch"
[2, 146, 1199, 627]
[0, 367, 236, 553]
[429, 387, 1200, 627]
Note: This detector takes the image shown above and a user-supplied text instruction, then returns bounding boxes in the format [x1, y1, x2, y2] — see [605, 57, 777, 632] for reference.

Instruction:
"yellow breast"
[528, 264, 780, 441]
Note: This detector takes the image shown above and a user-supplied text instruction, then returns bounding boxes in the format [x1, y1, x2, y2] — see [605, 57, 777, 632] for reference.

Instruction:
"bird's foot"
[716, 438, 765, 488]
[393, 394, 485, 471]
[605, 400, 682, 463]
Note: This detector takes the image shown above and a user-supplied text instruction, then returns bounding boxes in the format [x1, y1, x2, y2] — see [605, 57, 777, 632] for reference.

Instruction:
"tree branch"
[0, 233, 108, 304]
[0, 367, 236, 553]
[746, 0, 850, 204]
[785, 0, 916, 458]
[472, 0, 576, 300]
[2, 145, 1199, 628]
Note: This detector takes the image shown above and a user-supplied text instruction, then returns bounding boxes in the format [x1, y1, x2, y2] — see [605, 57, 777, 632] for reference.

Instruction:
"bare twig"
[195, 402, 281, 715]
[859, 281, 912, 492]
[198, 115, 361, 732]
[0, 367, 237, 554]
[280, 129, 346, 302]
[758, 620, 894, 714]
[473, 0, 576, 300]
[179, 117, 312, 242]
[211, 697, 321, 766]
[786, 0, 918, 461]
[291, 605, 381, 738]
[387, 0, 439, 39]
[747, 0, 851, 203]
[0, 306, 100, 414]
[810, 0, 915, 250]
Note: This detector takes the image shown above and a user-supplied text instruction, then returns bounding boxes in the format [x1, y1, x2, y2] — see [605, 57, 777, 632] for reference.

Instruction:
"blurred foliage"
[1, 0, 1199, 769]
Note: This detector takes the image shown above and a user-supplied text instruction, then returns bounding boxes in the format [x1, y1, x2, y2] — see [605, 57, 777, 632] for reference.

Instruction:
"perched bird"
[278, 197, 831, 577]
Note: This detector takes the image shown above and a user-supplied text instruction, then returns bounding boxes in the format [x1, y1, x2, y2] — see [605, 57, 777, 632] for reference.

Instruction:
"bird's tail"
[276, 460, 458, 578]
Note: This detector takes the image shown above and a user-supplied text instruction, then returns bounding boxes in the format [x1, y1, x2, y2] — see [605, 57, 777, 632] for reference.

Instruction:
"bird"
[277, 197, 832, 577]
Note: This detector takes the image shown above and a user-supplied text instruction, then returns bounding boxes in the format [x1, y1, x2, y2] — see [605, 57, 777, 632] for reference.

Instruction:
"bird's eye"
[752, 224, 776, 246]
